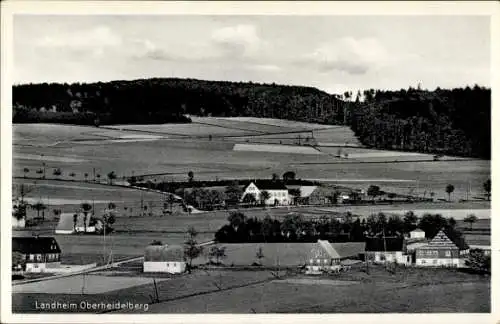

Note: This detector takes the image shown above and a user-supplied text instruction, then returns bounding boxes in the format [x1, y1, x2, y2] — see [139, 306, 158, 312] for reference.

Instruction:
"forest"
[214, 210, 464, 244]
[12, 78, 343, 125]
[12, 78, 490, 158]
[348, 86, 491, 159]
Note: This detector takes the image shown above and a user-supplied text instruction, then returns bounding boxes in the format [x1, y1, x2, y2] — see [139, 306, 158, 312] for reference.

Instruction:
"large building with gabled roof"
[305, 239, 343, 274]
[415, 229, 469, 268]
[241, 181, 290, 206]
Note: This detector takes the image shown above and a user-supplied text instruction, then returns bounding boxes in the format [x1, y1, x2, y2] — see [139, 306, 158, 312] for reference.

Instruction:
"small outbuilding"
[365, 236, 411, 265]
[409, 228, 426, 239]
[144, 244, 186, 274]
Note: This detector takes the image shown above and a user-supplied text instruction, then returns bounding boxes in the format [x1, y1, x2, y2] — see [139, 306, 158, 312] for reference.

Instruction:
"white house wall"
[26, 262, 47, 273]
[144, 261, 186, 273]
[372, 251, 411, 265]
[416, 258, 461, 267]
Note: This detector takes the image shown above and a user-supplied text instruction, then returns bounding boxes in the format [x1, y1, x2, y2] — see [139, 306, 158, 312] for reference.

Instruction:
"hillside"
[12, 78, 345, 126]
[348, 86, 491, 159]
[12, 79, 490, 158]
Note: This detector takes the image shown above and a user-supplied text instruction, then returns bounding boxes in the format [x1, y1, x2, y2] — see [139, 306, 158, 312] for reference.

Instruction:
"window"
[421, 260, 426, 264]
[445, 251, 451, 257]
[29, 254, 34, 261]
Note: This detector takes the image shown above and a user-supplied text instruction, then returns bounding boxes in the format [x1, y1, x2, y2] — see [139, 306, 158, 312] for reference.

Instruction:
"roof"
[417, 229, 469, 250]
[295, 186, 318, 198]
[144, 245, 184, 262]
[13, 237, 61, 254]
[411, 228, 425, 233]
[317, 240, 341, 259]
[56, 213, 92, 231]
[246, 181, 288, 191]
[365, 237, 404, 252]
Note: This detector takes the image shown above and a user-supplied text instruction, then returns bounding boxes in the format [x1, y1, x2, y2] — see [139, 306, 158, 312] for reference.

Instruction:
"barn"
[143, 244, 186, 274]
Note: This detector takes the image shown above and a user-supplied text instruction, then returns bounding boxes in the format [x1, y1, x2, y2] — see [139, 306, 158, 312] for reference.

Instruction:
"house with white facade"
[12, 236, 62, 273]
[144, 244, 186, 274]
[241, 181, 290, 206]
[415, 229, 469, 268]
[365, 236, 411, 265]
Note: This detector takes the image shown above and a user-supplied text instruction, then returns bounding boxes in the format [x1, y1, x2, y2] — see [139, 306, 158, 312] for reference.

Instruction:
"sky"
[13, 15, 490, 95]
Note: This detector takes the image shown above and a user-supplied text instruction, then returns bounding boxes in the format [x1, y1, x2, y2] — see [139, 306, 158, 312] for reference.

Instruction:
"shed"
[409, 228, 426, 239]
[143, 244, 186, 273]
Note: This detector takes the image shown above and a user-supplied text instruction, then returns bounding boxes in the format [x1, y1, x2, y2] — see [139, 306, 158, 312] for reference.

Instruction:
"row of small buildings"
[241, 181, 357, 206]
[13, 227, 483, 274]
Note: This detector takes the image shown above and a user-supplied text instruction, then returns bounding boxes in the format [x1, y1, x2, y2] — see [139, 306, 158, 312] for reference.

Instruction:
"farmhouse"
[415, 229, 469, 268]
[365, 236, 411, 265]
[241, 181, 290, 206]
[12, 236, 61, 273]
[306, 240, 342, 274]
[144, 244, 186, 274]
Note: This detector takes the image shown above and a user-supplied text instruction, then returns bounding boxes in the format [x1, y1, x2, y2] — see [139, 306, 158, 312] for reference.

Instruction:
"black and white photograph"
[1, 1, 497, 322]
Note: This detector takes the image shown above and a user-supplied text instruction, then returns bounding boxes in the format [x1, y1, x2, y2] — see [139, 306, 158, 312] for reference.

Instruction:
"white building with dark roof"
[144, 244, 186, 274]
[241, 181, 290, 206]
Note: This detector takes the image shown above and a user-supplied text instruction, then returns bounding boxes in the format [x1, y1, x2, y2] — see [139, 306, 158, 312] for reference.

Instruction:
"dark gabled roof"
[144, 245, 184, 262]
[247, 180, 288, 191]
[13, 237, 61, 254]
[435, 228, 469, 250]
[365, 237, 404, 252]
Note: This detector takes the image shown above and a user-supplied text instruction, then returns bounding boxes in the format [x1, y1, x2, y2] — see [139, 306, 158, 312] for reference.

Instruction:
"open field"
[12, 119, 490, 269]
[13, 265, 489, 313]
[13, 274, 170, 295]
[136, 266, 489, 313]
[14, 122, 489, 198]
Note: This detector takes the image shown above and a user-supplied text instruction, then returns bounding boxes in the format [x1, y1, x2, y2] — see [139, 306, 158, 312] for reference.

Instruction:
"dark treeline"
[348, 86, 491, 159]
[13, 78, 344, 125]
[214, 210, 462, 244]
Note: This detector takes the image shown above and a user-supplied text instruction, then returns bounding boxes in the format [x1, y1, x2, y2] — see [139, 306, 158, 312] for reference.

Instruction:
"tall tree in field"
[282, 171, 296, 182]
[53, 168, 62, 178]
[184, 226, 203, 273]
[80, 202, 92, 233]
[84, 173, 89, 182]
[32, 201, 47, 220]
[73, 213, 78, 232]
[208, 246, 227, 265]
[288, 188, 301, 205]
[188, 171, 194, 183]
[224, 182, 243, 206]
[255, 246, 265, 265]
[445, 184, 455, 202]
[367, 185, 381, 204]
[69, 172, 76, 180]
[466, 249, 490, 273]
[271, 173, 279, 181]
[483, 179, 491, 201]
[464, 214, 478, 230]
[260, 190, 271, 206]
[107, 171, 117, 185]
[23, 167, 29, 178]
